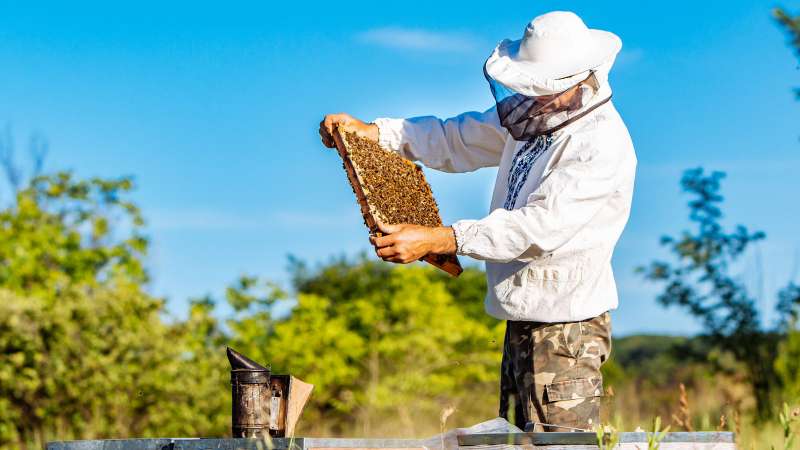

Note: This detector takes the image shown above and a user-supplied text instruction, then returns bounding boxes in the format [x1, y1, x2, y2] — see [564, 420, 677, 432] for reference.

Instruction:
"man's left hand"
[370, 223, 457, 264]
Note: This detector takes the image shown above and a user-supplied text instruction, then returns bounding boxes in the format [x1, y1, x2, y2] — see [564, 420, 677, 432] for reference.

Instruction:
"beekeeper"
[319, 11, 636, 432]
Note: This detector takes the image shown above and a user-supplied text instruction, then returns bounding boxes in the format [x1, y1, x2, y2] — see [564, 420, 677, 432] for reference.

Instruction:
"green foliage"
[1, 287, 191, 444]
[646, 416, 670, 450]
[776, 325, 800, 403]
[773, 6, 800, 427]
[0, 172, 148, 293]
[247, 257, 503, 435]
[607, 335, 700, 385]
[639, 168, 800, 419]
[0, 171, 230, 449]
[766, 403, 800, 450]
[594, 423, 620, 450]
[0, 169, 499, 447]
[776, 403, 800, 450]
[775, 7, 800, 47]
[0, 166, 798, 447]
[774, 7, 800, 98]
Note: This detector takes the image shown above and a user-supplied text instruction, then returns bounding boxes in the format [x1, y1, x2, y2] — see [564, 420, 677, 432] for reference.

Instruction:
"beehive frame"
[332, 126, 462, 277]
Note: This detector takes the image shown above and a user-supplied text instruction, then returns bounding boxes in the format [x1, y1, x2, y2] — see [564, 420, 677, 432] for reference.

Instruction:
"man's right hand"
[319, 113, 379, 148]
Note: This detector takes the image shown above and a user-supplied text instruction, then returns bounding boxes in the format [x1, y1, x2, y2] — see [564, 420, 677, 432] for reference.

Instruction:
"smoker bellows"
[332, 126, 462, 277]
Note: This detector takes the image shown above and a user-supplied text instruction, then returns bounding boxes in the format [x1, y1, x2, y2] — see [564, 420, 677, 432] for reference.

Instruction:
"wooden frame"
[332, 126, 462, 277]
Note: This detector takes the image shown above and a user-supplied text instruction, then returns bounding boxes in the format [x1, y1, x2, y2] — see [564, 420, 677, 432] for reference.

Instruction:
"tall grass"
[294, 377, 799, 449]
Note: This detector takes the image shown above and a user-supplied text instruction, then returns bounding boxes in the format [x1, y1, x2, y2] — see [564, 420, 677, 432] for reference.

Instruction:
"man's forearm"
[371, 224, 457, 264]
[430, 226, 457, 254]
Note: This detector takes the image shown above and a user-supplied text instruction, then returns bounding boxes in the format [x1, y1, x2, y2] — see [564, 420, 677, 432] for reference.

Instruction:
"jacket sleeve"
[373, 107, 507, 173]
[450, 131, 632, 263]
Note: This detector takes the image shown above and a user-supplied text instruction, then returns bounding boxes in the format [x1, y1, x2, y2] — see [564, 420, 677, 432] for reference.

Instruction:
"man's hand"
[370, 223, 457, 264]
[319, 113, 379, 148]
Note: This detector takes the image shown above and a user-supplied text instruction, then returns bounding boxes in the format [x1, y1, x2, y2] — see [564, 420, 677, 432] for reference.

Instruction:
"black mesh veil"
[486, 69, 608, 140]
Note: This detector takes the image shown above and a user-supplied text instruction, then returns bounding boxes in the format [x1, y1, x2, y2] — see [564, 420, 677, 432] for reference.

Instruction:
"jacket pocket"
[545, 377, 603, 403]
[526, 263, 583, 282]
[491, 261, 584, 319]
[525, 264, 584, 318]
[493, 268, 530, 317]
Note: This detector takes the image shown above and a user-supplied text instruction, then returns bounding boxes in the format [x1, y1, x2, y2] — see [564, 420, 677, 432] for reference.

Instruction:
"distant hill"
[606, 334, 713, 386]
[613, 334, 690, 366]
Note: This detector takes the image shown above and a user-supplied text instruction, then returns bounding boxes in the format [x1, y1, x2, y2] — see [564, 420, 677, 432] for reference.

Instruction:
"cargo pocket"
[543, 377, 603, 430]
[558, 321, 583, 359]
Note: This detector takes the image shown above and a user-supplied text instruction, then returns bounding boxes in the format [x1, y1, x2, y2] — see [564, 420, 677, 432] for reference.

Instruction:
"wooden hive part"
[333, 127, 463, 277]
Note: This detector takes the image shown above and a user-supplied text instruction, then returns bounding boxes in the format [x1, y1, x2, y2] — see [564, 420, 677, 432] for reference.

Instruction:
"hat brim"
[485, 29, 622, 96]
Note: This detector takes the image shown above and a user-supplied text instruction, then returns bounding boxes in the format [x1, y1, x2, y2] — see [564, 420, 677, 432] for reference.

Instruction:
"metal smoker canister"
[228, 347, 271, 438]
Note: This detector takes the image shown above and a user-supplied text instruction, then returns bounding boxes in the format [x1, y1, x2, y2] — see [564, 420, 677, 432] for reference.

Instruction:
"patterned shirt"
[503, 134, 554, 210]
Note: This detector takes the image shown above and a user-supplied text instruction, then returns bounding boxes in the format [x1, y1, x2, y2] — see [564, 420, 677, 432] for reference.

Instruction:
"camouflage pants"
[499, 312, 611, 432]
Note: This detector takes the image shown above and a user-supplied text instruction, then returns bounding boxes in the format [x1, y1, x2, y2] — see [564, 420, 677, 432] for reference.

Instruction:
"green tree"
[0, 169, 232, 448]
[0, 158, 499, 445]
[773, 6, 800, 404]
[640, 10, 800, 419]
[639, 169, 800, 420]
[0, 171, 151, 447]
[0, 172, 148, 291]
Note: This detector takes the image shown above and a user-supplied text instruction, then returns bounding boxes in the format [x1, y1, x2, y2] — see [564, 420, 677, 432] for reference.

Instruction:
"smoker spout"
[227, 347, 269, 371]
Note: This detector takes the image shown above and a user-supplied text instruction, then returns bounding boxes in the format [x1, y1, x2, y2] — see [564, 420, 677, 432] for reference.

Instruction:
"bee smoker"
[227, 347, 314, 438]
[228, 347, 272, 438]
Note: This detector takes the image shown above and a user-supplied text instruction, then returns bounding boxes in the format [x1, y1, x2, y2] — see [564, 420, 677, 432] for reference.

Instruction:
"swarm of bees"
[332, 128, 463, 276]
[339, 130, 443, 229]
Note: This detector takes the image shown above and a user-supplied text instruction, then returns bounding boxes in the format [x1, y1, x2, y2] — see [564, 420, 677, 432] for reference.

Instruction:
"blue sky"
[0, 0, 798, 335]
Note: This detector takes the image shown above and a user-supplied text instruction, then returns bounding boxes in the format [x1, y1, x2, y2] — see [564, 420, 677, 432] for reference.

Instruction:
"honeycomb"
[339, 130, 441, 228]
[334, 127, 462, 276]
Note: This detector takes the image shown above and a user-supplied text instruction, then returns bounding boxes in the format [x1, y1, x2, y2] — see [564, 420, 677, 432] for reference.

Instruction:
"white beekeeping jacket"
[373, 69, 636, 323]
